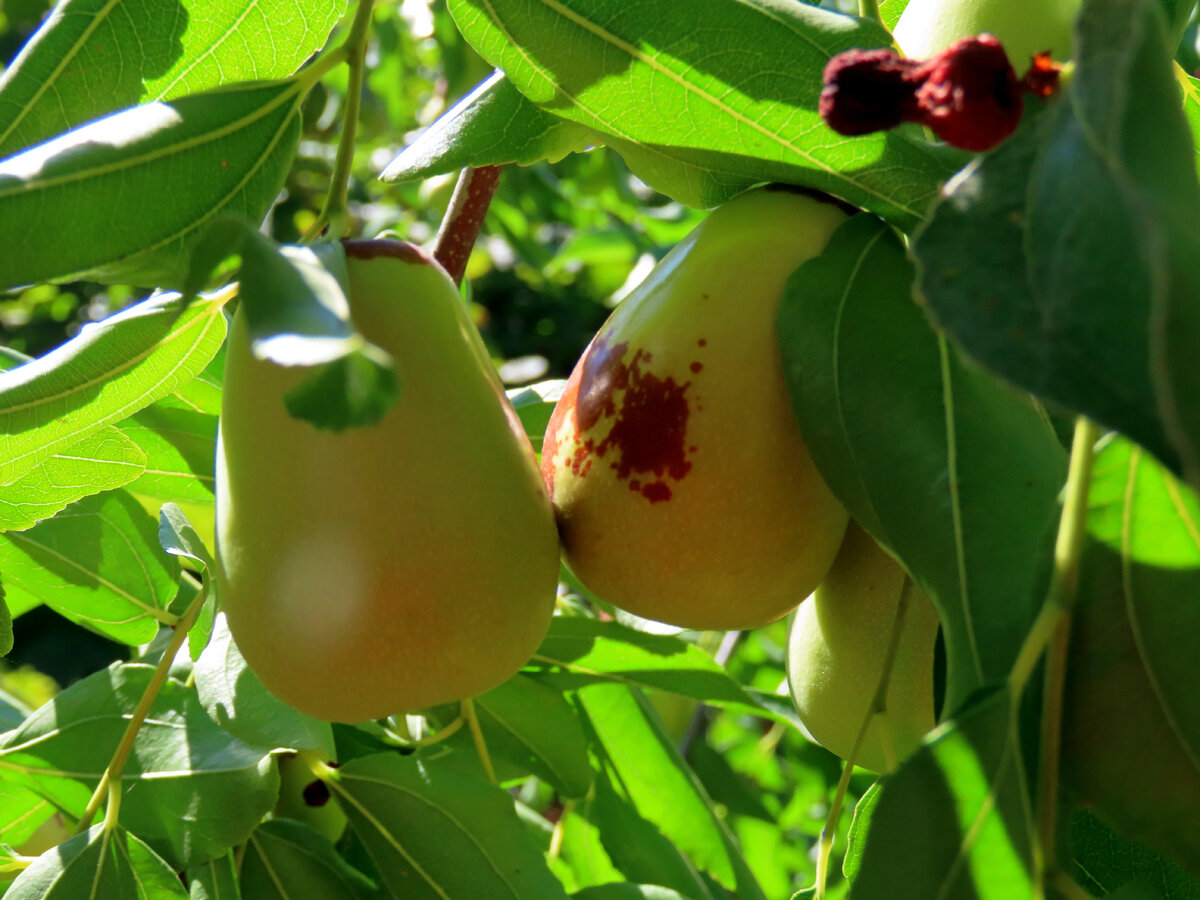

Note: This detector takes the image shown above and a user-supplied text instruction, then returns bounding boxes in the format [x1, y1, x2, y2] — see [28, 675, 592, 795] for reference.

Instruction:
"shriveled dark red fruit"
[819, 49, 923, 135]
[820, 34, 1036, 153]
[911, 36, 1023, 152]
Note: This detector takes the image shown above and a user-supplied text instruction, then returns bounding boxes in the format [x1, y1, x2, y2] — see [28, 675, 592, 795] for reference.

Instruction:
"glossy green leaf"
[159, 342, 225, 416]
[507, 379, 565, 453]
[0, 785, 56, 848]
[382, 70, 597, 182]
[331, 752, 571, 900]
[842, 782, 882, 881]
[1061, 436, 1200, 872]
[0, 663, 278, 868]
[577, 684, 765, 899]
[0, 78, 307, 290]
[240, 819, 378, 900]
[0, 0, 342, 157]
[120, 407, 217, 505]
[572, 886, 701, 900]
[0, 490, 180, 644]
[0, 427, 146, 532]
[779, 214, 1067, 712]
[6, 825, 188, 900]
[0, 290, 227, 489]
[914, 0, 1200, 485]
[446, 0, 963, 223]
[578, 776, 717, 900]
[849, 689, 1034, 898]
[0, 583, 11, 658]
[194, 614, 336, 757]
[530, 618, 772, 718]
[434, 673, 593, 798]
[187, 851, 243, 900]
[1069, 810, 1200, 898]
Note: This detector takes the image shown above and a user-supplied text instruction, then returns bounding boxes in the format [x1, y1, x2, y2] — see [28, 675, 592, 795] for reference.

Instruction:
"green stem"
[305, 0, 377, 241]
[858, 0, 882, 26]
[73, 584, 210, 836]
[1008, 418, 1099, 695]
[813, 578, 914, 898]
[461, 697, 497, 785]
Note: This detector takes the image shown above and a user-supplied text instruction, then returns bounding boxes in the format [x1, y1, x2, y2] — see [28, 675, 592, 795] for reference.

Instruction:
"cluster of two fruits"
[214, 188, 932, 774]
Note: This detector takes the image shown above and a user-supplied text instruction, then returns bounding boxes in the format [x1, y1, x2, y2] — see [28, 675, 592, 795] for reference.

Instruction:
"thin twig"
[434, 166, 504, 286]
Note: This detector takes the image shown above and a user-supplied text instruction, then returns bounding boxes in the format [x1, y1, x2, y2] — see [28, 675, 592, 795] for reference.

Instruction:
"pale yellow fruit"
[786, 523, 940, 773]
[893, 0, 1080, 68]
[541, 187, 850, 630]
[216, 241, 560, 722]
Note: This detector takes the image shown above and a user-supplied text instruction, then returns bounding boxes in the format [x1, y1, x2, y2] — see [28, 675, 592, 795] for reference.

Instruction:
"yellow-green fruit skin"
[786, 523, 940, 773]
[541, 187, 851, 630]
[216, 241, 560, 723]
[893, 0, 1080, 67]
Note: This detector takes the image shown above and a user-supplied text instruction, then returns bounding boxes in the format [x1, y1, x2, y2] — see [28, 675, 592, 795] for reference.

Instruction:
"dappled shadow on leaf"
[850, 688, 1034, 899]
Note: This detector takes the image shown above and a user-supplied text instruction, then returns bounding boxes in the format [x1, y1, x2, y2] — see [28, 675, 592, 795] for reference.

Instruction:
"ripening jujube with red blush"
[215, 240, 560, 723]
[540, 186, 851, 630]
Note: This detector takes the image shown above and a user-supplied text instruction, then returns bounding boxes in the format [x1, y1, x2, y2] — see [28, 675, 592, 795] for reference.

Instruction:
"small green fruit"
[786, 523, 940, 773]
[273, 752, 347, 843]
[216, 241, 561, 722]
[541, 187, 851, 631]
[893, 0, 1080, 67]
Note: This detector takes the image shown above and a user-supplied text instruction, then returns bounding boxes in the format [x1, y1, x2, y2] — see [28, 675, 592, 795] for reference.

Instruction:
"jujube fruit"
[541, 186, 851, 630]
[786, 522, 940, 773]
[893, 0, 1080, 67]
[215, 240, 560, 722]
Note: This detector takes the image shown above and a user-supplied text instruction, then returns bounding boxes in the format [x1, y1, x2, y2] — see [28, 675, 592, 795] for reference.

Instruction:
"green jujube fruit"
[893, 0, 1080, 67]
[215, 240, 560, 723]
[540, 186, 851, 631]
[787, 522, 940, 773]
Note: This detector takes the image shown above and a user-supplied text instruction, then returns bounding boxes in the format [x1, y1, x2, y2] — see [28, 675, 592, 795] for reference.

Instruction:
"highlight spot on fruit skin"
[565, 337, 698, 503]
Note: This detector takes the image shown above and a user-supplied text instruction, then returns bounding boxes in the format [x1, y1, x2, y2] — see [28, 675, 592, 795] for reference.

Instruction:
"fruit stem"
[434, 166, 504, 286]
[1005, 417, 1098, 893]
[857, 0, 882, 25]
[73, 582, 210, 836]
[461, 697, 498, 785]
[813, 577, 915, 898]
[304, 0, 377, 241]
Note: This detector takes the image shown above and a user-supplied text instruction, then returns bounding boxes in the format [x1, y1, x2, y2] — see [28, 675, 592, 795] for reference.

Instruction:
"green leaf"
[193, 614, 336, 758]
[0, 489, 180, 644]
[204, 230, 400, 431]
[778, 214, 1067, 713]
[0, 77, 307, 290]
[0, 786, 57, 848]
[529, 618, 788, 727]
[848, 689, 1034, 898]
[1069, 810, 1200, 897]
[187, 851, 243, 900]
[0, 0, 342, 157]
[0, 582, 11, 658]
[331, 752, 571, 900]
[446, 0, 962, 224]
[381, 70, 597, 182]
[0, 662, 278, 869]
[577, 684, 765, 899]
[434, 673, 593, 798]
[158, 502, 213, 571]
[1061, 437, 1200, 873]
[572, 886, 702, 900]
[507, 379, 565, 454]
[842, 782, 881, 881]
[914, 0, 1200, 485]
[120, 406, 217, 505]
[240, 819, 379, 900]
[0, 427, 146, 532]
[6, 825, 188, 900]
[0, 289, 227, 489]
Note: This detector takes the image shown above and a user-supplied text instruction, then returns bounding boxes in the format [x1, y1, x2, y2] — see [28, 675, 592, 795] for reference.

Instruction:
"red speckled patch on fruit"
[560, 336, 700, 503]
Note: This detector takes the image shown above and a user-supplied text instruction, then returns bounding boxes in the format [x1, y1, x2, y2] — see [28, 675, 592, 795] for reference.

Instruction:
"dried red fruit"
[820, 34, 1056, 153]
[819, 48, 923, 135]
[911, 36, 1023, 152]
